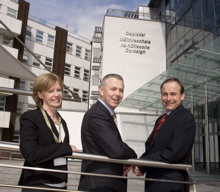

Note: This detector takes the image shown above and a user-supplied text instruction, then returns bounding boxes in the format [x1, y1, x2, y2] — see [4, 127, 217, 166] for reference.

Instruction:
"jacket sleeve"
[139, 112, 195, 173]
[19, 111, 72, 166]
[88, 110, 137, 159]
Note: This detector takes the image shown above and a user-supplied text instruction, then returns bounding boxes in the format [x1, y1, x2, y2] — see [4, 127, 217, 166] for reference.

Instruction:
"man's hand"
[123, 165, 132, 176]
[132, 166, 144, 176]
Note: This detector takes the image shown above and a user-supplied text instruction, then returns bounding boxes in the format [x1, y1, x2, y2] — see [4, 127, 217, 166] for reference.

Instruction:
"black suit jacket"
[78, 100, 137, 192]
[18, 109, 72, 186]
[139, 104, 196, 192]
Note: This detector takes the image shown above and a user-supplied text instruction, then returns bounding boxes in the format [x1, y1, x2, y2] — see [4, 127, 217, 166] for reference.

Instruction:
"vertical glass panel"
[170, 25, 177, 47]
[204, 11, 214, 29]
[170, 0, 176, 10]
[193, 29, 203, 43]
[184, 9, 192, 28]
[203, 0, 214, 16]
[176, 19, 184, 41]
[193, 0, 202, 27]
[216, 5, 220, 19]
[215, 0, 220, 6]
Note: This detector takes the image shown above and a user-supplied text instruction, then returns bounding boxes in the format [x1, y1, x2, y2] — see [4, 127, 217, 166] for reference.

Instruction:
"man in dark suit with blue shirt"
[78, 73, 137, 192]
[133, 78, 196, 192]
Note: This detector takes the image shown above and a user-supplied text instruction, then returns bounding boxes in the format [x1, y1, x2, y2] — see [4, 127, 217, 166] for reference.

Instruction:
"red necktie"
[151, 114, 168, 142]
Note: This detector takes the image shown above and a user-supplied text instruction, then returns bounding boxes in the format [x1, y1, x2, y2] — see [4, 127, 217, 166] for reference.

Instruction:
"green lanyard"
[40, 108, 62, 143]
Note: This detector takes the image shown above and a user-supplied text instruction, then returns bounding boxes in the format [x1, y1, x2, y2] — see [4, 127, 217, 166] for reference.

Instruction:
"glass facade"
[121, 0, 220, 174]
[121, 37, 220, 174]
[165, 0, 220, 174]
[165, 0, 220, 67]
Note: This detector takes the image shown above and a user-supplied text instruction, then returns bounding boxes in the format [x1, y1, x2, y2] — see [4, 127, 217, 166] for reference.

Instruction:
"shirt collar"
[98, 98, 114, 116]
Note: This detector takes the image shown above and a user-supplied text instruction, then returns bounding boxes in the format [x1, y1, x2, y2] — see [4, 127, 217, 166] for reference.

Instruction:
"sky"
[26, 0, 150, 40]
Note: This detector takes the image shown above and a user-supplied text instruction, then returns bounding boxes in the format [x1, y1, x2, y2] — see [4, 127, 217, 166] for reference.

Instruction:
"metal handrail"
[0, 141, 192, 170]
[0, 141, 197, 191]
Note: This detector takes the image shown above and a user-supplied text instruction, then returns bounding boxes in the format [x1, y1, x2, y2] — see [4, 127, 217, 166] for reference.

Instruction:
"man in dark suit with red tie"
[133, 78, 196, 192]
[78, 73, 137, 192]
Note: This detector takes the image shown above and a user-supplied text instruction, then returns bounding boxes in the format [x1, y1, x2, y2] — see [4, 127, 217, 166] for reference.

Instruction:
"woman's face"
[38, 81, 62, 110]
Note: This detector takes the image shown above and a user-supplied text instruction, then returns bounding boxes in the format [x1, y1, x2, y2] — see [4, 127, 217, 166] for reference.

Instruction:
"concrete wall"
[101, 16, 166, 99]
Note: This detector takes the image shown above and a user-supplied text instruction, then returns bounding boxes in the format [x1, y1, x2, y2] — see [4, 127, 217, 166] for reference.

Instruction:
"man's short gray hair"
[100, 74, 124, 87]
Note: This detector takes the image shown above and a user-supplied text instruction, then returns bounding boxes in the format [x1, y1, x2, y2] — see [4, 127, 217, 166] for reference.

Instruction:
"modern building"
[0, 0, 91, 142]
[89, 0, 220, 174]
[1, 0, 220, 176]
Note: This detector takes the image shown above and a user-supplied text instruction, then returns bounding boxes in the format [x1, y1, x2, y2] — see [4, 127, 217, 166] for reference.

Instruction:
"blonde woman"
[19, 73, 77, 192]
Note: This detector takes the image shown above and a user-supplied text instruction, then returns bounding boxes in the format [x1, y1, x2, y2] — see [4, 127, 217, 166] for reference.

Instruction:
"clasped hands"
[123, 165, 144, 176]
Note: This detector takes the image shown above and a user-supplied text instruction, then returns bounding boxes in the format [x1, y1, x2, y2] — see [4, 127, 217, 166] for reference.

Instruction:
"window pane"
[3, 36, 13, 47]
[0, 97, 5, 111]
[16, 102, 22, 116]
[85, 49, 91, 60]
[65, 63, 71, 75]
[45, 57, 53, 71]
[82, 90, 88, 102]
[47, 34, 55, 47]
[22, 51, 28, 64]
[35, 30, 43, 43]
[76, 45, 82, 57]
[32, 54, 41, 67]
[92, 75, 99, 85]
[73, 88, 79, 97]
[74, 66, 80, 78]
[19, 79, 25, 90]
[67, 42, 73, 54]
[26, 26, 32, 40]
[83, 69, 90, 81]
[7, 7, 17, 18]
[30, 82, 34, 91]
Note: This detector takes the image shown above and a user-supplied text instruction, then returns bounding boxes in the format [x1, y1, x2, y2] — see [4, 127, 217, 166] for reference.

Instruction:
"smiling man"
[78, 73, 137, 192]
[133, 78, 196, 192]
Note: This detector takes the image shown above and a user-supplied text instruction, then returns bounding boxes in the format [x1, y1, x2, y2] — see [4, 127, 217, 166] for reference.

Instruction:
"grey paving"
[0, 158, 220, 192]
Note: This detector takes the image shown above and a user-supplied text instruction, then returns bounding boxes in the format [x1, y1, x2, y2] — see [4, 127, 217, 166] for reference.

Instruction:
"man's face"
[99, 77, 124, 109]
[161, 81, 185, 112]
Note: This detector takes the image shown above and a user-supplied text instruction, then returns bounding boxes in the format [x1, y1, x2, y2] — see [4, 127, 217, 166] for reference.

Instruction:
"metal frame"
[0, 142, 197, 192]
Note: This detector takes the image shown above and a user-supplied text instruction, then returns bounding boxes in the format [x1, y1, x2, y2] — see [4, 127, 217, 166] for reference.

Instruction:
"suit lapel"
[41, 109, 59, 138]
[149, 105, 184, 146]
[60, 116, 69, 143]
[96, 101, 121, 134]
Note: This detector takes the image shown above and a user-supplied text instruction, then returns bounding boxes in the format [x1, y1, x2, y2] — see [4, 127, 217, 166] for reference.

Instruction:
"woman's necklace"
[43, 107, 60, 125]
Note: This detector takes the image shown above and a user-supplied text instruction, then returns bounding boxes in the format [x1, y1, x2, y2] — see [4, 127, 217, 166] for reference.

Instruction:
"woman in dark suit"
[18, 73, 77, 192]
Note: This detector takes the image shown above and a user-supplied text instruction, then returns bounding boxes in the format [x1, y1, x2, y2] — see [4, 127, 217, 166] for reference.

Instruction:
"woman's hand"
[70, 145, 78, 152]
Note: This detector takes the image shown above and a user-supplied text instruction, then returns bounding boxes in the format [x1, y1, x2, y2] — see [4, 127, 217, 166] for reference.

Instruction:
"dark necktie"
[151, 113, 168, 142]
